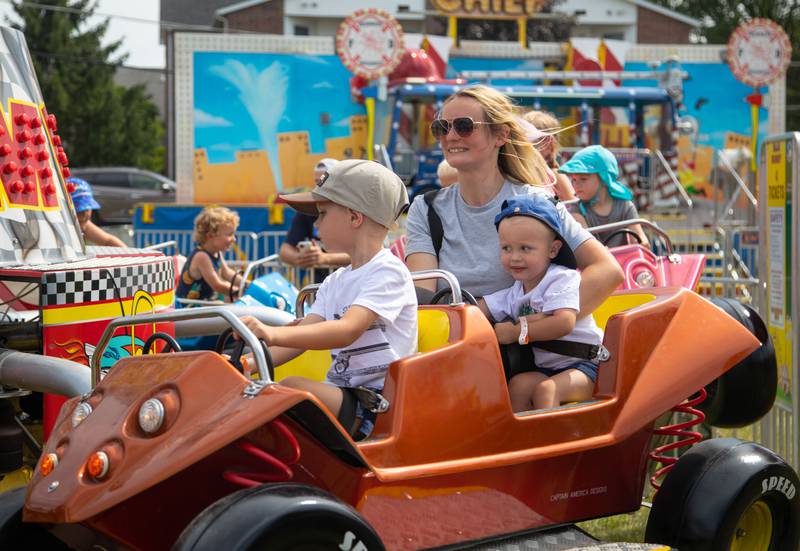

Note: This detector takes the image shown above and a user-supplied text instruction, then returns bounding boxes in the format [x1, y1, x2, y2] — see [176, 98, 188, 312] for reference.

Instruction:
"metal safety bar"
[91, 307, 271, 387]
[238, 254, 281, 298]
[294, 269, 465, 318]
[143, 240, 177, 252]
[587, 218, 674, 255]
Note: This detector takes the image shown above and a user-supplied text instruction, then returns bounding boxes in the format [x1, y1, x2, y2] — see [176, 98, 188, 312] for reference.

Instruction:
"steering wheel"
[429, 287, 479, 306]
[142, 332, 182, 355]
[602, 229, 643, 247]
[230, 270, 244, 301]
[215, 328, 275, 380]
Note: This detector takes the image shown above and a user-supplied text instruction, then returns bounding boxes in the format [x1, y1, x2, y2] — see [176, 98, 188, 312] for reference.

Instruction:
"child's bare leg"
[532, 369, 594, 409]
[280, 376, 344, 416]
[508, 372, 548, 412]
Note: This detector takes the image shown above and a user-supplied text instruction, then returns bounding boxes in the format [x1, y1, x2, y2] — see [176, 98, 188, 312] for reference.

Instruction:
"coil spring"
[223, 418, 301, 488]
[648, 388, 707, 490]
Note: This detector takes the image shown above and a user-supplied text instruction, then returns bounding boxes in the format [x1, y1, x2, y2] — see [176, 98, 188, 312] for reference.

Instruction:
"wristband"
[518, 317, 529, 345]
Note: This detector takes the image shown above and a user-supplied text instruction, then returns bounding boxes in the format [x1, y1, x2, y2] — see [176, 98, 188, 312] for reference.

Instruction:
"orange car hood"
[23, 351, 358, 523]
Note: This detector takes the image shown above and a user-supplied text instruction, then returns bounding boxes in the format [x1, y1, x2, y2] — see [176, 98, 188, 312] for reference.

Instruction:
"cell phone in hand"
[297, 240, 312, 251]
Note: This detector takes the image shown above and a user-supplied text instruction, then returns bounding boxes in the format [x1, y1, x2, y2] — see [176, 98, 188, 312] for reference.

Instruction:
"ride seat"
[275, 306, 453, 381]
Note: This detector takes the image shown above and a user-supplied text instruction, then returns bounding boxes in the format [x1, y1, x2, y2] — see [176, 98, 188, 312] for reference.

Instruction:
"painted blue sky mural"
[194, 52, 362, 185]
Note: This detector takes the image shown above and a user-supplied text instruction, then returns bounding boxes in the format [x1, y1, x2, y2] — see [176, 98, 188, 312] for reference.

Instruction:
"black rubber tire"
[645, 438, 799, 551]
[0, 487, 70, 549]
[142, 331, 182, 354]
[698, 298, 777, 427]
[173, 483, 384, 551]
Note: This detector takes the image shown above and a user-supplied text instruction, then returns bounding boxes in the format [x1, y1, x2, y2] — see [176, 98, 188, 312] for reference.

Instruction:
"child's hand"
[494, 321, 519, 344]
[238, 315, 274, 344]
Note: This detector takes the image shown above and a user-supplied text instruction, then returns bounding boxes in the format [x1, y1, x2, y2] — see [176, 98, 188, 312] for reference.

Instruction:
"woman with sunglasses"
[405, 85, 623, 318]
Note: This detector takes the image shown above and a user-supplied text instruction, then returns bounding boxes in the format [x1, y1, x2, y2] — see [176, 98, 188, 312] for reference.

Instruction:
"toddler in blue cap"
[558, 145, 648, 248]
[67, 177, 126, 247]
[478, 194, 604, 412]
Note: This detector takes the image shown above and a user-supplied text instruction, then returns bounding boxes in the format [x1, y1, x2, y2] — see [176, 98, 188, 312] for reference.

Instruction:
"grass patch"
[577, 505, 650, 543]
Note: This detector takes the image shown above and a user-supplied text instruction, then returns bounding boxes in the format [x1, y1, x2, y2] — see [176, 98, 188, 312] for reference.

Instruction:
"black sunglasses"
[430, 117, 494, 139]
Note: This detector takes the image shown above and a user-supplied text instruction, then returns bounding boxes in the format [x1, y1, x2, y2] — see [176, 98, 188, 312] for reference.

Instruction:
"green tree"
[8, 0, 164, 172]
[650, 0, 800, 131]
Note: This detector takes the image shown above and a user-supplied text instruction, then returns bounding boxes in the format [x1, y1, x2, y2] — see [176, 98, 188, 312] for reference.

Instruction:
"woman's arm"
[406, 253, 438, 291]
[574, 238, 624, 318]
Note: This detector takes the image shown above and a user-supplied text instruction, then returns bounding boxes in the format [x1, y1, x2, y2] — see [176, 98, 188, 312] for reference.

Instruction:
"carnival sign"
[727, 18, 792, 88]
[335, 9, 405, 80]
[432, 0, 545, 17]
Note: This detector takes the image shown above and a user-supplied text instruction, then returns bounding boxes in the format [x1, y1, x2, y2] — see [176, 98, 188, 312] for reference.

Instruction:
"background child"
[521, 110, 576, 201]
[558, 145, 648, 248]
[239, 160, 417, 439]
[479, 195, 603, 412]
[176, 206, 242, 303]
[68, 177, 126, 247]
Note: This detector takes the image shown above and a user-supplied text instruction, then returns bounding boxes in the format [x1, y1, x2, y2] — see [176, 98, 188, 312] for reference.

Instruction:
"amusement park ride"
[0, 19, 795, 551]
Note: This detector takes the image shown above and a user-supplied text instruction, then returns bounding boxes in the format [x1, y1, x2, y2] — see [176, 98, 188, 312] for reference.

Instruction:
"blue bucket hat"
[68, 177, 101, 213]
[494, 195, 577, 269]
[558, 145, 633, 202]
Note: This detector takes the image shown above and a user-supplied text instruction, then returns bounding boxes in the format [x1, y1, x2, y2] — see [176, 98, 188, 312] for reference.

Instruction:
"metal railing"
[294, 269, 464, 318]
[91, 307, 271, 386]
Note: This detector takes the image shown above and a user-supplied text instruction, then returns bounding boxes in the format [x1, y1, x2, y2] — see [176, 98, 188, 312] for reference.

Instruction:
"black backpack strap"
[424, 190, 443, 260]
[534, 340, 610, 362]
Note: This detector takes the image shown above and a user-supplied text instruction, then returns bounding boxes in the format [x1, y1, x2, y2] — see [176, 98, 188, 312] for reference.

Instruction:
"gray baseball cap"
[279, 160, 409, 229]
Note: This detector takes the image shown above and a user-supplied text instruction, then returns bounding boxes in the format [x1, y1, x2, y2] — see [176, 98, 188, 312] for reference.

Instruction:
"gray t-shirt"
[405, 182, 593, 297]
[575, 199, 639, 248]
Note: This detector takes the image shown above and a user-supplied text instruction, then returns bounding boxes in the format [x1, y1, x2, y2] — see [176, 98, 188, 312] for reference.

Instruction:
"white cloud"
[195, 109, 233, 127]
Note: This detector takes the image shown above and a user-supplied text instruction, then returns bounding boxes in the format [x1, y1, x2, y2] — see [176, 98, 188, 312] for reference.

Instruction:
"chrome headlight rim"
[138, 398, 165, 434]
[71, 401, 93, 428]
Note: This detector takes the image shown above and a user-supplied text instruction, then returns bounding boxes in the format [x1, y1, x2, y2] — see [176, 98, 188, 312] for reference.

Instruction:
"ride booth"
[759, 132, 800, 471]
[0, 27, 175, 490]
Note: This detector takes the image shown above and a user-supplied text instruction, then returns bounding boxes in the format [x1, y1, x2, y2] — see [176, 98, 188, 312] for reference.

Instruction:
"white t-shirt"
[483, 264, 603, 371]
[405, 181, 593, 297]
[308, 248, 418, 389]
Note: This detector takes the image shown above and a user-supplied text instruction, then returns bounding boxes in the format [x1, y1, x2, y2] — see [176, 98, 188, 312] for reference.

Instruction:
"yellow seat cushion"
[592, 293, 656, 330]
[417, 309, 451, 353]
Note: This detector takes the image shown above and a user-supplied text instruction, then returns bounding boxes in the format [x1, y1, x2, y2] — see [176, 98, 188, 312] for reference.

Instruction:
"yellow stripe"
[42, 291, 174, 326]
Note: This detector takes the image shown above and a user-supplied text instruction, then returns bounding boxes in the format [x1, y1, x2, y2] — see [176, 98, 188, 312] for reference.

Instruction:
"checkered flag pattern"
[42, 257, 174, 307]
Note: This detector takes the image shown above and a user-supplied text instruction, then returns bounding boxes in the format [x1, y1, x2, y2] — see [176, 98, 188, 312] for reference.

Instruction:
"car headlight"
[635, 270, 656, 288]
[138, 398, 165, 434]
[71, 402, 93, 428]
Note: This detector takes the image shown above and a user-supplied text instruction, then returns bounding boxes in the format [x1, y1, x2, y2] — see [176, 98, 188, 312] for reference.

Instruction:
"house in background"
[160, 0, 699, 43]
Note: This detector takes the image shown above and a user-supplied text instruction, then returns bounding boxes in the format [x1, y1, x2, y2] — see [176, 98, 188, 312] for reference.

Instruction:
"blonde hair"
[193, 206, 240, 244]
[442, 85, 550, 187]
[523, 110, 561, 167]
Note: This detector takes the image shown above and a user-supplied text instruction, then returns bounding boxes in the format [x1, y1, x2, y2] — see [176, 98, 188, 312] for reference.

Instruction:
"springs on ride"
[223, 418, 301, 488]
[648, 388, 707, 491]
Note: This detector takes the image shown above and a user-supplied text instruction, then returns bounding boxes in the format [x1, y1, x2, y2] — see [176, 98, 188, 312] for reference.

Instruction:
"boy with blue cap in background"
[558, 145, 648, 248]
[68, 177, 126, 247]
[478, 194, 603, 413]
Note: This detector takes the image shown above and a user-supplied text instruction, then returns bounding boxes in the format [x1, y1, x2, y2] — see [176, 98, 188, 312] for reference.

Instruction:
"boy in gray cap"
[240, 160, 417, 439]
